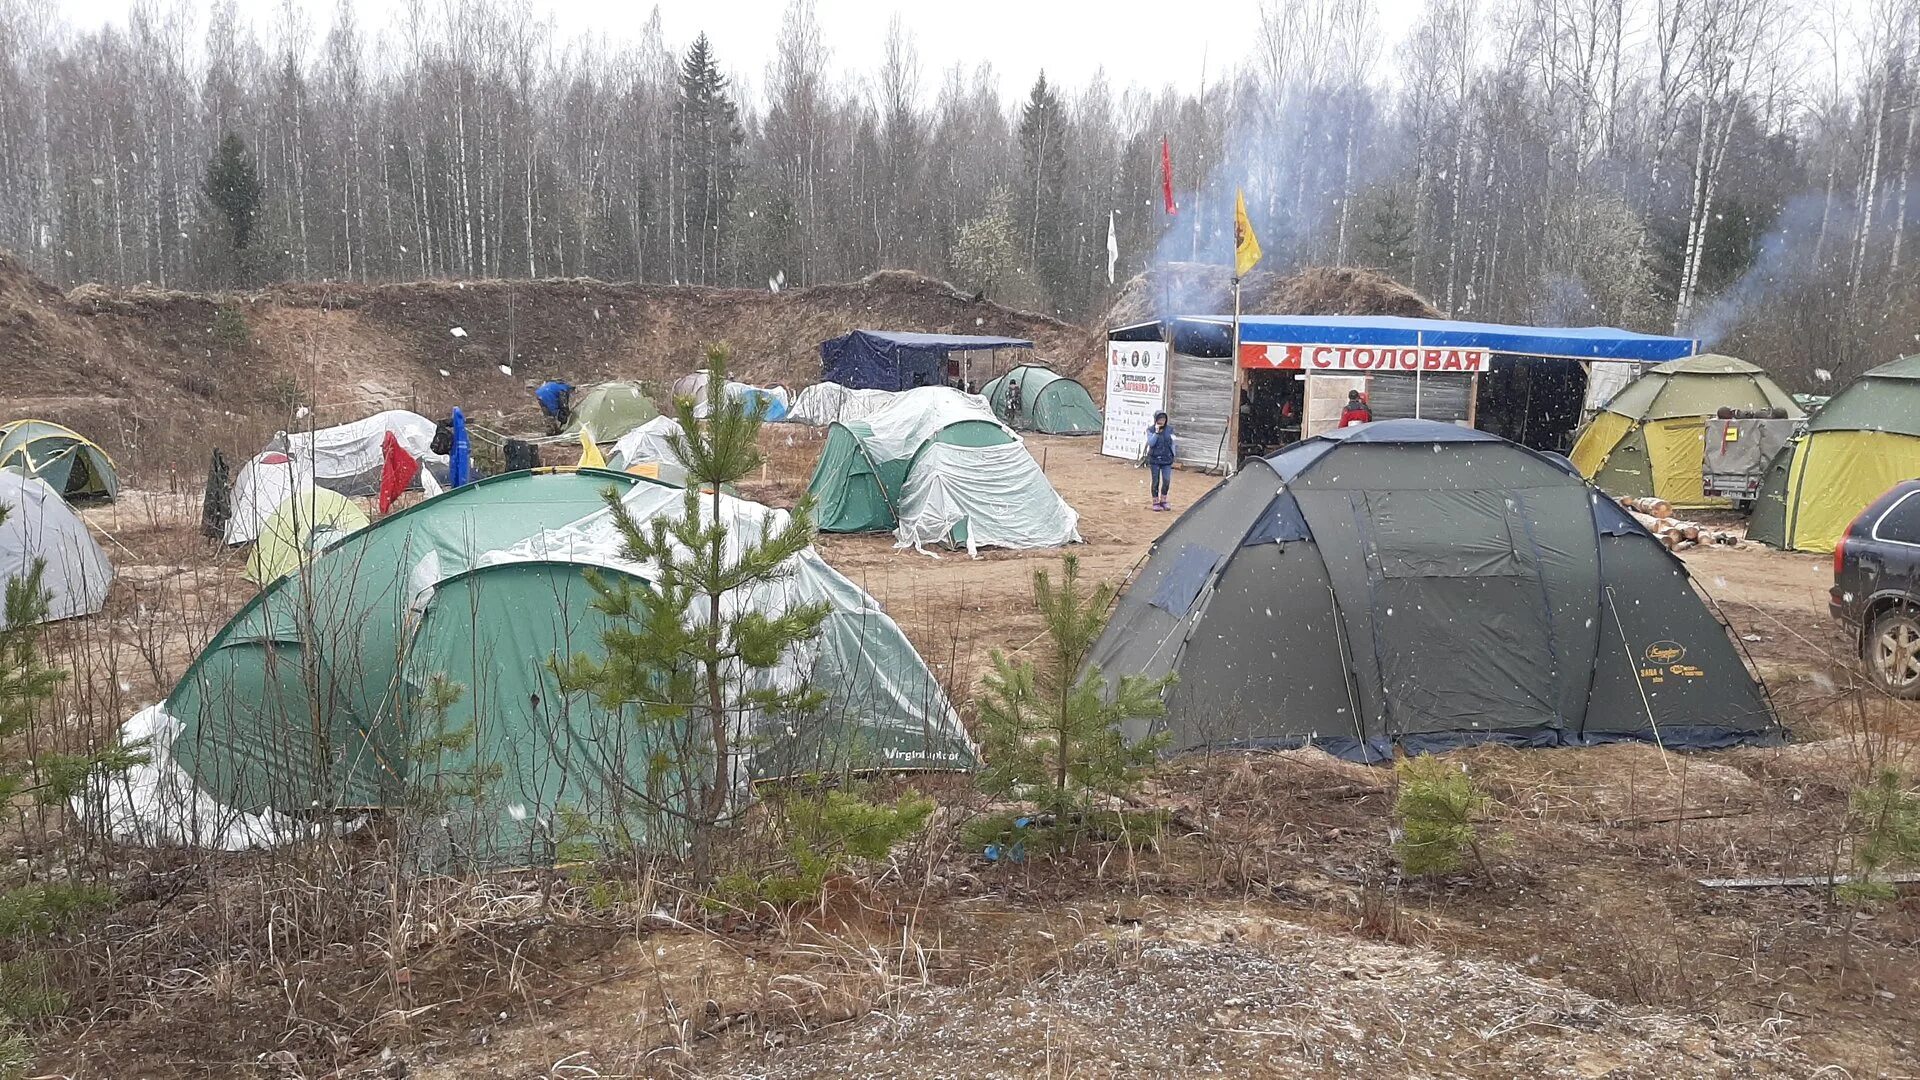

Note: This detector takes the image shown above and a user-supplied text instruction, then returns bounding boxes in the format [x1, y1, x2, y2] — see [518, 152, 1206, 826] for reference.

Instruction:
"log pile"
[1620, 498, 1742, 550]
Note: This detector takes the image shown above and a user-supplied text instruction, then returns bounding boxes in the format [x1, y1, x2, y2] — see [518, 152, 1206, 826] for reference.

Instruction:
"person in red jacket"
[1337, 390, 1372, 428]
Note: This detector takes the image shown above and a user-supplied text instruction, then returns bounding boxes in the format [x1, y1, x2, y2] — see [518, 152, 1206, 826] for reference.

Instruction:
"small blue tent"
[819, 330, 1034, 391]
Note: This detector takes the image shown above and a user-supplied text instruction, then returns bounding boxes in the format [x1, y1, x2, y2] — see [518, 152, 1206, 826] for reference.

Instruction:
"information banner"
[1102, 341, 1168, 459]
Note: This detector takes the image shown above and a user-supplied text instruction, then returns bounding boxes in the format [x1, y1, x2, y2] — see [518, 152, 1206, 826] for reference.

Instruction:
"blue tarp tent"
[819, 330, 1034, 391]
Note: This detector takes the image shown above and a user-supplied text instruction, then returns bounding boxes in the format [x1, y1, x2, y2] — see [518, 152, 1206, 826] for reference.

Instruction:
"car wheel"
[1867, 609, 1920, 699]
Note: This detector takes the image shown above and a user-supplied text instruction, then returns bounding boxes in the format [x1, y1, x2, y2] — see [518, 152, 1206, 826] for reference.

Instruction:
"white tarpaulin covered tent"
[809, 387, 1080, 554]
[607, 416, 686, 470]
[0, 469, 112, 625]
[225, 411, 447, 544]
[786, 383, 902, 426]
[673, 371, 791, 420]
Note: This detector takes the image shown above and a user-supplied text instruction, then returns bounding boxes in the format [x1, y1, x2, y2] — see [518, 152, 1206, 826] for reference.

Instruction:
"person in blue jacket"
[1144, 411, 1177, 511]
[535, 379, 574, 434]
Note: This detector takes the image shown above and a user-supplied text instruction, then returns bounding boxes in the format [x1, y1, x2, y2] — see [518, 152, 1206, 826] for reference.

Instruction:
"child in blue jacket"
[1144, 412, 1177, 511]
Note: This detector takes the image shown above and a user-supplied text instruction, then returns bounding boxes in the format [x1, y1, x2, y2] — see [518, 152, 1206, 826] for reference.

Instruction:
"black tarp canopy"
[819, 330, 1033, 391]
[1088, 418, 1780, 761]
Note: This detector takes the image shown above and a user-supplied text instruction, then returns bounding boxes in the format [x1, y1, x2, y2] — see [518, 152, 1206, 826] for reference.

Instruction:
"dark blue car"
[1831, 479, 1920, 697]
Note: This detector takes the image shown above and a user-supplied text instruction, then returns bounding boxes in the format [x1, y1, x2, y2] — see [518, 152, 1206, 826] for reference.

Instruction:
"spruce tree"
[556, 346, 826, 879]
[1018, 73, 1071, 311]
[203, 133, 263, 251]
[675, 35, 744, 283]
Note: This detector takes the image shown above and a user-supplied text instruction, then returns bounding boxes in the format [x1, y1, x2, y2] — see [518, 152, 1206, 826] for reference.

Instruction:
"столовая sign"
[1240, 343, 1490, 373]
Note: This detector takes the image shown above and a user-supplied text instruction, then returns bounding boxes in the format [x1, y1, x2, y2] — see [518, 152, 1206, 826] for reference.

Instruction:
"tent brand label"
[1644, 640, 1686, 664]
[1240, 343, 1489, 373]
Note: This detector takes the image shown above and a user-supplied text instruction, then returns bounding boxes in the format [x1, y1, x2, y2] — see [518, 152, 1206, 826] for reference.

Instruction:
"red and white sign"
[1240, 342, 1489, 373]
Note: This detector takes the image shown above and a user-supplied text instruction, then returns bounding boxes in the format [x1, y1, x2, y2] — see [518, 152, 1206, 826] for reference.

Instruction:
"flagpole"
[1227, 273, 1243, 474]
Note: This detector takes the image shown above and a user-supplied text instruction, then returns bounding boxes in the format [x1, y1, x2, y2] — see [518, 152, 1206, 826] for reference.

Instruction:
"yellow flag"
[576, 428, 605, 469]
[1234, 188, 1263, 278]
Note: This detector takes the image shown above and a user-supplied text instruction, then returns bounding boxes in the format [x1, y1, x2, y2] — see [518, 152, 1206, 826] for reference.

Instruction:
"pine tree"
[556, 345, 827, 879]
[976, 553, 1170, 812]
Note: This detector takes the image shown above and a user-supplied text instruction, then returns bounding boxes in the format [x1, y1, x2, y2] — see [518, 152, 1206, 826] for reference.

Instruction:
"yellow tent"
[244, 487, 371, 585]
[1750, 355, 1920, 552]
[1569, 354, 1800, 509]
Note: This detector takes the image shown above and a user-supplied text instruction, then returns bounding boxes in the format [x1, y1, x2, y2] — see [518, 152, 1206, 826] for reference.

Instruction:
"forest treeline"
[1, 0, 1915, 384]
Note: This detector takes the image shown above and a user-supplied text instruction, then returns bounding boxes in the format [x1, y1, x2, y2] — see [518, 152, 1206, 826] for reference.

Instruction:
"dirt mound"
[0, 254, 1089, 480]
[1106, 263, 1440, 327]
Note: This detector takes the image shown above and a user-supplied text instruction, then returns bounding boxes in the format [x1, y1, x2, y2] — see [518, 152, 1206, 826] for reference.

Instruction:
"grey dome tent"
[982, 365, 1103, 435]
[0, 470, 112, 626]
[1087, 419, 1779, 761]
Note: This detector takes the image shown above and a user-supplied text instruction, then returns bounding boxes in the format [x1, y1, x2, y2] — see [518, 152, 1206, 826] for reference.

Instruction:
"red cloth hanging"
[378, 431, 420, 514]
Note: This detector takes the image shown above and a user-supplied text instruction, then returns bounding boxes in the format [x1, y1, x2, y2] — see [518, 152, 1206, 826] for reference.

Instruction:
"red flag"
[1161, 137, 1177, 216]
[378, 431, 420, 515]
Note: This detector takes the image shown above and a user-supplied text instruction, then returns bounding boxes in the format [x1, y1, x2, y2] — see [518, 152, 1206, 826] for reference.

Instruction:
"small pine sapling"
[975, 553, 1171, 848]
[1835, 769, 1920, 979]
[555, 345, 828, 881]
[1392, 755, 1500, 884]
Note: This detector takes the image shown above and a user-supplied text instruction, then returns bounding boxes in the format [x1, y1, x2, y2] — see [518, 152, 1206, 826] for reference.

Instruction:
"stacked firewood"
[1617, 497, 1741, 550]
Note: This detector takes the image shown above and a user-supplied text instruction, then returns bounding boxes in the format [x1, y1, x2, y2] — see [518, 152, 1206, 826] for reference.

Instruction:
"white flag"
[1106, 211, 1119, 284]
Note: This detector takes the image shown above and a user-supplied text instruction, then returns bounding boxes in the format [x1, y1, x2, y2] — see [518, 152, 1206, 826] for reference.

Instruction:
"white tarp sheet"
[786, 383, 900, 426]
[610, 416, 686, 469]
[227, 410, 449, 544]
[893, 441, 1081, 556]
[1584, 361, 1641, 414]
[81, 705, 311, 850]
[284, 409, 446, 481]
[860, 387, 1006, 462]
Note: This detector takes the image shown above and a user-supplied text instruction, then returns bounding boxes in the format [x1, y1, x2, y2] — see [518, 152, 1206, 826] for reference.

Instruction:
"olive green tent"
[1750, 355, 1920, 552]
[982, 365, 1102, 435]
[147, 468, 974, 867]
[1568, 355, 1800, 508]
[0, 420, 118, 501]
[561, 381, 660, 442]
[242, 487, 370, 585]
[808, 388, 1080, 551]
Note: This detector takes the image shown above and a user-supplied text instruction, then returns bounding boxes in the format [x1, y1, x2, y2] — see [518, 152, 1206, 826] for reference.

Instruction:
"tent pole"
[1227, 276, 1244, 474]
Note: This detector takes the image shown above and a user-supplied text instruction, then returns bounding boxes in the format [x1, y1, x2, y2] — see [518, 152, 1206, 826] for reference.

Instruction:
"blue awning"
[1167, 314, 1697, 363]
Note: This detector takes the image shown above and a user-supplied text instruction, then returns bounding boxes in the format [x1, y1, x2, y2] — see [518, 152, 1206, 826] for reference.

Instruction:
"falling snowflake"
[450, 326, 467, 337]
[438, 368, 450, 377]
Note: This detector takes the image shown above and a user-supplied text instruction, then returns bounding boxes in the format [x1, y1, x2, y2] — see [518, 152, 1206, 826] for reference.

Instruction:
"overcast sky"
[56, 0, 1425, 103]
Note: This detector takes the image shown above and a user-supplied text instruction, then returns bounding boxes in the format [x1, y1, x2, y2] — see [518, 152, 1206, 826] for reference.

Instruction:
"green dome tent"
[1568, 355, 1800, 509]
[808, 388, 1080, 551]
[0, 420, 119, 501]
[561, 381, 660, 442]
[1089, 419, 1780, 760]
[242, 487, 370, 585]
[1751, 354, 1920, 552]
[982, 365, 1102, 435]
[140, 469, 973, 866]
